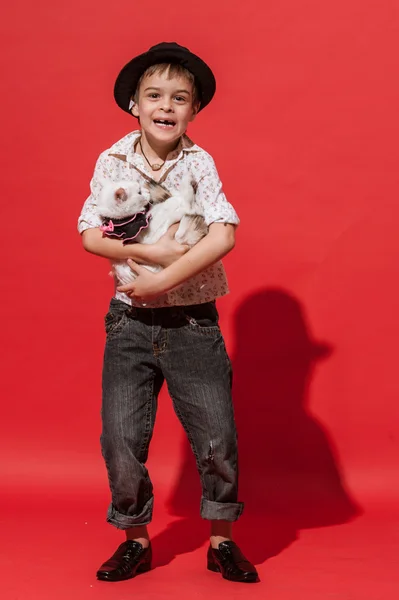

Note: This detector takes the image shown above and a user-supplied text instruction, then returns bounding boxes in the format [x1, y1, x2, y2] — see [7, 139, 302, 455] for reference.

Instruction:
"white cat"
[97, 177, 208, 285]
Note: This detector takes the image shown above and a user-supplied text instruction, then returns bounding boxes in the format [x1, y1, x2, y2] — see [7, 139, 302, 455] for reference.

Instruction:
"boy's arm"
[118, 223, 236, 299]
[150, 153, 238, 289]
[82, 228, 143, 260]
[157, 222, 236, 289]
[81, 225, 188, 265]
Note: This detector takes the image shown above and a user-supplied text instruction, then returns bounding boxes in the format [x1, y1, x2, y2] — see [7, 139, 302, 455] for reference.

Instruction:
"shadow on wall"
[152, 288, 361, 567]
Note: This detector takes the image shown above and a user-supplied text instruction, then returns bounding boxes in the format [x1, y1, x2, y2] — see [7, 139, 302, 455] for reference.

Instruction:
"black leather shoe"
[96, 540, 152, 582]
[207, 541, 259, 583]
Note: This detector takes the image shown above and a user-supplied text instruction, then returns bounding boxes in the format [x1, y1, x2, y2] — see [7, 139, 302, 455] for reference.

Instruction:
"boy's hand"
[117, 260, 168, 301]
[152, 224, 189, 267]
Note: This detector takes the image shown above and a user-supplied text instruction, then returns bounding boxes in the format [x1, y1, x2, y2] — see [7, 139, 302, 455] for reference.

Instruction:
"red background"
[2, 1, 399, 598]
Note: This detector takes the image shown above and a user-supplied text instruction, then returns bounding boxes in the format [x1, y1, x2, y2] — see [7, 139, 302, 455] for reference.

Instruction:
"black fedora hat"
[114, 42, 216, 115]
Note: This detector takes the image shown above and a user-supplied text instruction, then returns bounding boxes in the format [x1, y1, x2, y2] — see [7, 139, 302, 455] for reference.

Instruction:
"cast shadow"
[152, 288, 361, 567]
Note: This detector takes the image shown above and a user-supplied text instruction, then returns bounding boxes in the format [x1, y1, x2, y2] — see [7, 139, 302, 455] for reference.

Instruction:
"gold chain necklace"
[139, 140, 165, 172]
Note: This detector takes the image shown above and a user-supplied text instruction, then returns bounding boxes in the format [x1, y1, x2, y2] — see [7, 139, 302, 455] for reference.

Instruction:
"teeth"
[155, 119, 175, 126]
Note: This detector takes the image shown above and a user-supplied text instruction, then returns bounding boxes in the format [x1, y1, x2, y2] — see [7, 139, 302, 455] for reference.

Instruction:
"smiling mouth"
[153, 119, 176, 128]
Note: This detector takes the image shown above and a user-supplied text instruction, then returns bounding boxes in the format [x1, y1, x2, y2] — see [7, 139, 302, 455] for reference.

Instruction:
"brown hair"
[133, 63, 200, 108]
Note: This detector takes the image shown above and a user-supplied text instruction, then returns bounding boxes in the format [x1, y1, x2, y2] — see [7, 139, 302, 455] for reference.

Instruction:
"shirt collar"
[125, 130, 199, 165]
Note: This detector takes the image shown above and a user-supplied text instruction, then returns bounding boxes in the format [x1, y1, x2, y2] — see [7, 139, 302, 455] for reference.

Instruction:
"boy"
[78, 42, 259, 584]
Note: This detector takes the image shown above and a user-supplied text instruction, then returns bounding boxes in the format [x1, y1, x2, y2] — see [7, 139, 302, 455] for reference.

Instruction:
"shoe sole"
[207, 562, 259, 583]
[97, 563, 151, 582]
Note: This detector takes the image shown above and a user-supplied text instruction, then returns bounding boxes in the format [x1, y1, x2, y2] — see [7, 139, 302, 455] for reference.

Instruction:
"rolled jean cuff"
[200, 497, 244, 522]
[106, 496, 154, 529]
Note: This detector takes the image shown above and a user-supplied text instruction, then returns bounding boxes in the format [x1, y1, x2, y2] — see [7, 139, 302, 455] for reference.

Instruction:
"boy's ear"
[189, 103, 200, 122]
[130, 100, 140, 118]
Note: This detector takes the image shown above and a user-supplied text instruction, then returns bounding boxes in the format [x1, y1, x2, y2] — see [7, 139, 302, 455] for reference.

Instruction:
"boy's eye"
[146, 93, 188, 102]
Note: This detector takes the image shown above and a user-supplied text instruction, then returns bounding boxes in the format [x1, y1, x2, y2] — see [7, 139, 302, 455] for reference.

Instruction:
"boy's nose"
[161, 99, 173, 112]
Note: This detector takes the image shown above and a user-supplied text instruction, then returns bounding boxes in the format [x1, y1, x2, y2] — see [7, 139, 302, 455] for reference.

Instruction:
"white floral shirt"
[77, 130, 240, 307]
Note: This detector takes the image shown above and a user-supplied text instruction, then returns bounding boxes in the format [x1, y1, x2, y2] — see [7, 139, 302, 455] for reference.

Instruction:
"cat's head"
[97, 180, 148, 218]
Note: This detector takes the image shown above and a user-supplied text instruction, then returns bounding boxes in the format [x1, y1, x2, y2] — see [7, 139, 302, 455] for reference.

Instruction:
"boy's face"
[131, 71, 198, 144]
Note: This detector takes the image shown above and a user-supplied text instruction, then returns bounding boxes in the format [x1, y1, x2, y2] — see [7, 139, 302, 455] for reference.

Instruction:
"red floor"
[3, 487, 399, 600]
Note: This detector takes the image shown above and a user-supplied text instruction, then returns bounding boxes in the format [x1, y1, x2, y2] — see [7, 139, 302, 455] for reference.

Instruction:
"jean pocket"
[183, 302, 220, 333]
[104, 309, 128, 339]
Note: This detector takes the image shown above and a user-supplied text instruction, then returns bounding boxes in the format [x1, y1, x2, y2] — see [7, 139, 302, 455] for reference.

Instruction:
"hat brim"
[114, 44, 216, 115]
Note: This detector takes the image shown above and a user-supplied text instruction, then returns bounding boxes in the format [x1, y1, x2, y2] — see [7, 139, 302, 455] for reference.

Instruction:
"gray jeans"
[101, 298, 244, 529]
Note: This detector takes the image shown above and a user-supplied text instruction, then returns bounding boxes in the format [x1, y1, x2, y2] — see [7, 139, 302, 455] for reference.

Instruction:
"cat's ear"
[178, 175, 195, 204]
[147, 180, 171, 204]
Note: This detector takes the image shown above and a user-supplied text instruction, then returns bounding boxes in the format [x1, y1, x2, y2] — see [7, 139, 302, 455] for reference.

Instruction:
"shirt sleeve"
[192, 152, 240, 226]
[77, 152, 109, 234]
